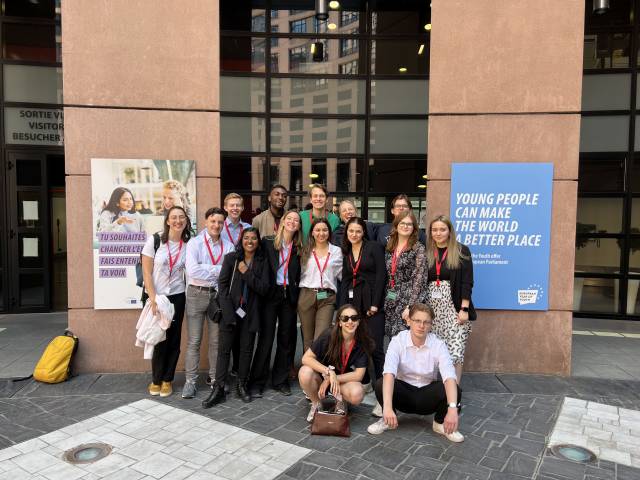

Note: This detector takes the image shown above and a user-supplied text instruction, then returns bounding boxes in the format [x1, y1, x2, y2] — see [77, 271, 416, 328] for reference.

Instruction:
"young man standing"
[367, 303, 464, 442]
[182, 207, 235, 399]
[223, 193, 251, 246]
[372, 194, 426, 245]
[300, 183, 340, 241]
[252, 184, 288, 239]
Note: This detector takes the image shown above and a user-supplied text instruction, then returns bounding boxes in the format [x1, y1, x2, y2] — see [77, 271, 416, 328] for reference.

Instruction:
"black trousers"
[365, 310, 385, 380]
[151, 292, 186, 385]
[250, 287, 297, 388]
[374, 378, 462, 424]
[215, 318, 256, 386]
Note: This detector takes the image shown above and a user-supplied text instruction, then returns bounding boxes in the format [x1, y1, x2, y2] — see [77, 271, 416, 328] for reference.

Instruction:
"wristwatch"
[448, 402, 457, 409]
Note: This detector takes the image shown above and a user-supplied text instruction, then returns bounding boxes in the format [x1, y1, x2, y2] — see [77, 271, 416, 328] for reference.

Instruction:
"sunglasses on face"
[339, 315, 361, 323]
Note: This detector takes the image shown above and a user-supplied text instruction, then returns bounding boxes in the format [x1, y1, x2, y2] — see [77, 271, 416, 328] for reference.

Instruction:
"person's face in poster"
[206, 213, 225, 240]
[225, 198, 244, 223]
[118, 191, 134, 212]
[161, 188, 182, 211]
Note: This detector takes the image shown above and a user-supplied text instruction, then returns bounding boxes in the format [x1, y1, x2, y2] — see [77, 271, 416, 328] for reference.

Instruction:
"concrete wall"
[63, 0, 220, 372]
[427, 0, 584, 375]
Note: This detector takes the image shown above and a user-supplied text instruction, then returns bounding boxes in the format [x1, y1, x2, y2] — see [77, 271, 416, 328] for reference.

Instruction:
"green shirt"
[300, 210, 340, 242]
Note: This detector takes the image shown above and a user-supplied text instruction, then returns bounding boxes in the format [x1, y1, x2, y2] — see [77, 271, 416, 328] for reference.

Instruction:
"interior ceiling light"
[593, 0, 610, 15]
[329, 1, 340, 8]
[328, 22, 337, 30]
[309, 173, 319, 178]
[398, 67, 408, 73]
[316, 0, 328, 21]
[422, 174, 428, 179]
[424, 23, 432, 31]
[418, 44, 425, 55]
[418, 184, 427, 189]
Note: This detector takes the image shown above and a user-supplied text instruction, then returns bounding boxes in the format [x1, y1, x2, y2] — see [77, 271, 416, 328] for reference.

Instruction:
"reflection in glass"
[579, 156, 625, 192]
[270, 8, 363, 34]
[3, 23, 57, 62]
[370, 119, 428, 154]
[221, 37, 266, 72]
[271, 78, 366, 114]
[220, 0, 265, 31]
[582, 74, 630, 111]
[221, 117, 266, 152]
[16, 160, 42, 186]
[272, 38, 364, 74]
[19, 273, 45, 307]
[5, 0, 56, 18]
[271, 118, 365, 153]
[221, 156, 266, 191]
[371, 5, 430, 35]
[575, 238, 620, 274]
[369, 159, 426, 193]
[270, 157, 363, 192]
[372, 39, 429, 75]
[371, 80, 428, 114]
[583, 33, 630, 69]
[3, 65, 63, 104]
[585, 0, 631, 28]
[629, 235, 640, 271]
[580, 116, 629, 152]
[574, 277, 616, 313]
[576, 198, 623, 234]
[221, 77, 265, 112]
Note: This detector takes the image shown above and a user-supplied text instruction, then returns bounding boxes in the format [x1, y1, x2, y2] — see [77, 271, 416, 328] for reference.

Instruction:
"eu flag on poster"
[450, 163, 553, 310]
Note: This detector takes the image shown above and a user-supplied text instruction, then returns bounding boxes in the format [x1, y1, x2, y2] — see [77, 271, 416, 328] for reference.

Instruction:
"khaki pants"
[297, 288, 336, 353]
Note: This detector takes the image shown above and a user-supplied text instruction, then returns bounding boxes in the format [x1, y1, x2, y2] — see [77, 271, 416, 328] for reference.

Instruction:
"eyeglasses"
[169, 215, 187, 221]
[410, 319, 433, 326]
[394, 203, 409, 209]
[398, 222, 414, 228]
[339, 315, 361, 323]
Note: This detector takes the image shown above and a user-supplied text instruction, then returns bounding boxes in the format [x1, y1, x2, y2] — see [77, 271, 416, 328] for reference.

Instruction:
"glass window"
[629, 199, 640, 229]
[3, 23, 57, 62]
[573, 277, 616, 313]
[271, 8, 364, 34]
[271, 118, 365, 153]
[221, 37, 266, 72]
[221, 156, 267, 191]
[220, 77, 265, 112]
[3, 65, 62, 104]
[583, 33, 630, 69]
[371, 79, 428, 114]
[370, 119, 428, 154]
[584, 0, 632, 28]
[271, 78, 366, 114]
[582, 74, 630, 111]
[371, 1, 430, 35]
[575, 238, 620, 274]
[276, 38, 364, 74]
[221, 116, 266, 152]
[4, 107, 64, 146]
[578, 155, 625, 192]
[372, 39, 429, 75]
[340, 36, 359, 57]
[5, 0, 56, 18]
[19, 273, 45, 306]
[628, 238, 640, 271]
[577, 198, 623, 233]
[220, 1, 266, 31]
[369, 159, 426, 193]
[270, 157, 364, 192]
[580, 116, 629, 152]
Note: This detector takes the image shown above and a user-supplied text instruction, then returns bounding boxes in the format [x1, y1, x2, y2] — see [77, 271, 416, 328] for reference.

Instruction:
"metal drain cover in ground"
[63, 443, 112, 464]
[550, 444, 597, 463]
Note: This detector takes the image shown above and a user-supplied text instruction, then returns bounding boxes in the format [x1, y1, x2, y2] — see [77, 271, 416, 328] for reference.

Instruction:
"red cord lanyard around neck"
[167, 240, 183, 277]
[224, 221, 242, 245]
[279, 242, 293, 287]
[204, 234, 224, 265]
[434, 248, 448, 286]
[340, 340, 355, 374]
[348, 246, 363, 288]
[312, 250, 331, 288]
[309, 209, 327, 223]
[389, 244, 406, 289]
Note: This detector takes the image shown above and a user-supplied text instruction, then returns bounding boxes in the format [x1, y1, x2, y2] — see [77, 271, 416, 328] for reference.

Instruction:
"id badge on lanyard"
[430, 287, 443, 300]
[316, 290, 328, 300]
[386, 290, 397, 300]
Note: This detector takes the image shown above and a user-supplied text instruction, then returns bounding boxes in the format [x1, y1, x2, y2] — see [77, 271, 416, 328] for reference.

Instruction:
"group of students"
[141, 183, 475, 441]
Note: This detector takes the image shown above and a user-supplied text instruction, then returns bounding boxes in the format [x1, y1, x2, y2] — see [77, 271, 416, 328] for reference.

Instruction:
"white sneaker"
[371, 401, 383, 418]
[307, 403, 318, 423]
[432, 421, 465, 443]
[367, 418, 390, 435]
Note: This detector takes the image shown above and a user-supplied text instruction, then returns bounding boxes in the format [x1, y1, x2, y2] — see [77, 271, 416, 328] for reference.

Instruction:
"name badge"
[235, 307, 246, 318]
[348, 289, 354, 299]
[316, 291, 328, 300]
[431, 288, 443, 300]
[386, 290, 397, 300]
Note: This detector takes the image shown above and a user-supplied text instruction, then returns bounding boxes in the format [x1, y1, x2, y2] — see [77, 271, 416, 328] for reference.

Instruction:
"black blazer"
[450, 244, 477, 321]
[338, 240, 387, 312]
[218, 252, 270, 332]
[262, 239, 301, 304]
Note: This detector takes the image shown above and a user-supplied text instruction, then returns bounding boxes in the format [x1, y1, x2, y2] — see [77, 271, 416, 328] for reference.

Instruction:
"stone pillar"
[63, 0, 220, 372]
[427, 0, 584, 375]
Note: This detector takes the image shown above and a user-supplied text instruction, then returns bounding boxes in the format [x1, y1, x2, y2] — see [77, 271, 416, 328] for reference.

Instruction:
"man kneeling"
[368, 303, 464, 442]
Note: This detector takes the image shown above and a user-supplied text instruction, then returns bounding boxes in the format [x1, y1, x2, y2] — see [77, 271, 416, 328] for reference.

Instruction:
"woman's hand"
[457, 310, 469, 324]
[367, 306, 378, 317]
[116, 216, 134, 225]
[318, 378, 330, 399]
[238, 261, 248, 274]
[149, 296, 158, 316]
[329, 371, 341, 397]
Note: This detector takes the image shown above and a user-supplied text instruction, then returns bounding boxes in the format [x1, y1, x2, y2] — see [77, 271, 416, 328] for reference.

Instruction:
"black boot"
[202, 382, 225, 409]
[236, 380, 252, 403]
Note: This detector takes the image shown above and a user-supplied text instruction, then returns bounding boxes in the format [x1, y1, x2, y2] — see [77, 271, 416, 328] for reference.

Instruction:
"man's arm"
[443, 378, 459, 434]
[382, 373, 398, 429]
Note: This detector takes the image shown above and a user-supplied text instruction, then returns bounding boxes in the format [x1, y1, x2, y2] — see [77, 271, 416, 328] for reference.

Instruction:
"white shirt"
[383, 330, 456, 387]
[141, 236, 187, 296]
[185, 230, 235, 288]
[299, 243, 342, 292]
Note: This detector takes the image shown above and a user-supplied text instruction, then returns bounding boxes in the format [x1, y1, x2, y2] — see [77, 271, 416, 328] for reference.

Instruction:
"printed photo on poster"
[91, 159, 196, 309]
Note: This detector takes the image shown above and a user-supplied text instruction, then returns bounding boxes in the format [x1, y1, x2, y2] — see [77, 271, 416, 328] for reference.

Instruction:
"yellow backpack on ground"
[33, 330, 79, 383]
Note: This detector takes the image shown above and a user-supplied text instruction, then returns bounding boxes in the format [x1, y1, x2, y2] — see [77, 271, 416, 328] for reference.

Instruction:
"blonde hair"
[162, 180, 191, 216]
[426, 214, 468, 270]
[273, 210, 303, 252]
[223, 192, 244, 206]
[386, 210, 419, 253]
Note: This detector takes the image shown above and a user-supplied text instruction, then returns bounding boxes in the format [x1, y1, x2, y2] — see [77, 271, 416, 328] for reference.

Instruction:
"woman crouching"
[298, 304, 374, 423]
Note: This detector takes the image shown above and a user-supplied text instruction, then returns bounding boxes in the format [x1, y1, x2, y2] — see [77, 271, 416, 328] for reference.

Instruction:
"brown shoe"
[159, 381, 172, 397]
[148, 383, 161, 396]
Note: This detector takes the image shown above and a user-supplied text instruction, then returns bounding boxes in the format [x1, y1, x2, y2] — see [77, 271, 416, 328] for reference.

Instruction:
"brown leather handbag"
[311, 410, 351, 437]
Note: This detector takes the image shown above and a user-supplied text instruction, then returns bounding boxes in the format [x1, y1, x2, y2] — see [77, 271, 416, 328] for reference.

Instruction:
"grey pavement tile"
[584, 465, 615, 479]
[479, 456, 506, 470]
[305, 451, 347, 470]
[130, 451, 185, 478]
[282, 461, 320, 479]
[445, 458, 492, 479]
[307, 466, 357, 480]
[538, 456, 587, 479]
[503, 452, 538, 477]
[618, 464, 640, 480]
[461, 374, 510, 393]
[404, 469, 441, 480]
[361, 463, 405, 480]
[360, 444, 408, 470]
[339, 457, 371, 474]
[88, 374, 152, 394]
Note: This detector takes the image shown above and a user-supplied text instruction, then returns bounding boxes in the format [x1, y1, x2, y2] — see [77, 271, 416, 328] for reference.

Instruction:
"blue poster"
[450, 163, 553, 310]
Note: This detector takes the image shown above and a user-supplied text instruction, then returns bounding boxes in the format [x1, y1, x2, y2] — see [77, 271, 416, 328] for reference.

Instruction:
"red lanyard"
[309, 209, 327, 223]
[340, 340, 356, 374]
[279, 243, 293, 287]
[225, 221, 242, 244]
[389, 245, 406, 289]
[312, 250, 331, 288]
[167, 240, 183, 277]
[204, 235, 224, 265]
[348, 247, 363, 288]
[434, 248, 448, 286]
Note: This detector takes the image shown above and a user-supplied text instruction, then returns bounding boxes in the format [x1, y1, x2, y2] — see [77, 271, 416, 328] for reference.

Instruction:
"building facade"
[3, 0, 621, 375]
